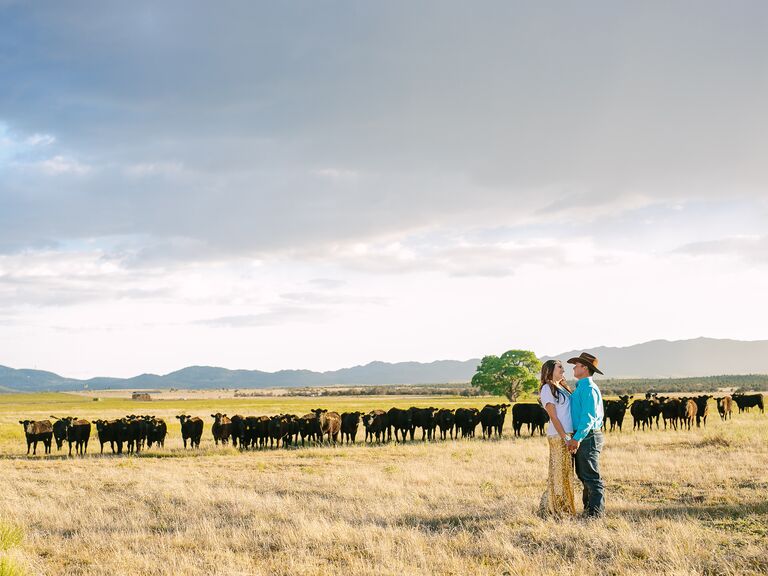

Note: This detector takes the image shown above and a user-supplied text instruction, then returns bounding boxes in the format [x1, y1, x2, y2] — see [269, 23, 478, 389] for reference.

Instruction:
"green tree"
[470, 350, 542, 401]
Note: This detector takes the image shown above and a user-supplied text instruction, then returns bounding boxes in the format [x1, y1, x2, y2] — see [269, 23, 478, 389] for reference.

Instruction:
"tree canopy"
[470, 349, 542, 401]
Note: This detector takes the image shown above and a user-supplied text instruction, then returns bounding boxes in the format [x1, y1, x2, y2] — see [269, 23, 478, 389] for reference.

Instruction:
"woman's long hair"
[540, 359, 569, 402]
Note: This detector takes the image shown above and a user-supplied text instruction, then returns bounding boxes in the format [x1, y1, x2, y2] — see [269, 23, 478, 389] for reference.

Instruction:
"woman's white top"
[539, 384, 573, 437]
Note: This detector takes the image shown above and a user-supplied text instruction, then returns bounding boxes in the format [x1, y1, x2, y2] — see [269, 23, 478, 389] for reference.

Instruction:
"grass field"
[1, 392, 767, 575]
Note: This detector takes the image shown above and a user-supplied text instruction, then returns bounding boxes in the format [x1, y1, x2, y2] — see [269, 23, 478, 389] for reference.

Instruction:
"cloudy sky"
[1, 1, 767, 378]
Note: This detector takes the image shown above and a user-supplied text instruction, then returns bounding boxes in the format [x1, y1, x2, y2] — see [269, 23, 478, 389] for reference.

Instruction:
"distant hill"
[542, 337, 768, 378]
[2, 337, 768, 392]
[0, 359, 480, 392]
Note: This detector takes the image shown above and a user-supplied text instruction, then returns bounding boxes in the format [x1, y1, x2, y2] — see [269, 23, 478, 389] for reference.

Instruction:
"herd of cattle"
[15, 393, 765, 456]
[603, 392, 764, 432]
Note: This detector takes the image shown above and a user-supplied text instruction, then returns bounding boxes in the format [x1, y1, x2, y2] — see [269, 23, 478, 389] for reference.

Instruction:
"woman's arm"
[543, 403, 569, 440]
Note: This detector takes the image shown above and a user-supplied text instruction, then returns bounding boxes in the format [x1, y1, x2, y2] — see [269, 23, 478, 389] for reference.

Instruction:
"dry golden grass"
[1, 394, 767, 575]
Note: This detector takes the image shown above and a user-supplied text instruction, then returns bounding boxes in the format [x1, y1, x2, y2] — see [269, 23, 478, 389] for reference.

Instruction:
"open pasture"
[1, 392, 766, 576]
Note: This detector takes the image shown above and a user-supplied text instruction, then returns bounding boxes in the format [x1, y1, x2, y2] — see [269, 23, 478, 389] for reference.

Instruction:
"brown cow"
[679, 398, 698, 431]
[717, 396, 733, 421]
[314, 409, 341, 445]
[19, 419, 53, 455]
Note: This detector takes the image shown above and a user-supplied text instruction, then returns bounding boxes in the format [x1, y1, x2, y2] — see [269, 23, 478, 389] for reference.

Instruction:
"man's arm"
[566, 386, 583, 452]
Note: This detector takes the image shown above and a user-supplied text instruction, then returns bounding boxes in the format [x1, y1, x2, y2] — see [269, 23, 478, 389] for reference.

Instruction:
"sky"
[1, 1, 767, 378]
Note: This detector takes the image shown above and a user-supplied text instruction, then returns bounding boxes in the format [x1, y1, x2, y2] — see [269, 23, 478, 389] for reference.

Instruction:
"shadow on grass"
[0, 448, 241, 461]
[617, 500, 768, 521]
[394, 512, 495, 534]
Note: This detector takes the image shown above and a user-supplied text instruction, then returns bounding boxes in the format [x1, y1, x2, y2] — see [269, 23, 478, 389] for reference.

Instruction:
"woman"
[538, 359, 577, 517]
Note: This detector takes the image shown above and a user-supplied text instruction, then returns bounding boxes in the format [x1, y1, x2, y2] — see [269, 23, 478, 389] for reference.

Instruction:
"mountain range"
[1, 337, 767, 393]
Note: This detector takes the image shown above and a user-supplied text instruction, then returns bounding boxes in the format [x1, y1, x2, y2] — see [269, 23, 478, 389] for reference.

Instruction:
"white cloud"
[124, 161, 184, 177]
[25, 133, 56, 146]
[312, 167, 360, 182]
[36, 155, 91, 175]
[293, 236, 573, 277]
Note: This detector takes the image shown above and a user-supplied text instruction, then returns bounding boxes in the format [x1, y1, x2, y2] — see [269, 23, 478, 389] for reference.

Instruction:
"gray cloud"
[279, 291, 387, 306]
[673, 235, 768, 265]
[0, 250, 175, 307]
[1, 1, 767, 267]
[298, 237, 568, 277]
[193, 306, 330, 328]
[0, 272, 173, 308]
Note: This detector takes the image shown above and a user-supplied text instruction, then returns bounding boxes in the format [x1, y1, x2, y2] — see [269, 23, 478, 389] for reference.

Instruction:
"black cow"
[211, 413, 232, 445]
[19, 419, 53, 455]
[229, 415, 245, 448]
[646, 395, 664, 429]
[603, 395, 632, 432]
[146, 417, 167, 448]
[176, 415, 203, 448]
[630, 399, 652, 431]
[63, 417, 91, 456]
[454, 408, 480, 438]
[362, 410, 388, 443]
[410, 407, 439, 441]
[480, 404, 511, 438]
[130, 414, 153, 451]
[268, 414, 291, 448]
[93, 419, 128, 454]
[511, 403, 547, 436]
[693, 395, 712, 428]
[661, 399, 681, 430]
[340, 412, 362, 444]
[387, 407, 413, 442]
[249, 415, 271, 449]
[51, 416, 68, 451]
[435, 409, 455, 440]
[93, 419, 113, 453]
[297, 412, 321, 446]
[732, 393, 765, 414]
[281, 414, 299, 448]
[124, 416, 144, 454]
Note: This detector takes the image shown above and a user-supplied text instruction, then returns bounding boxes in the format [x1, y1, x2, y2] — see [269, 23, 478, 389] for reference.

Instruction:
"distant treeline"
[230, 375, 768, 398]
[234, 383, 492, 397]
[597, 374, 768, 395]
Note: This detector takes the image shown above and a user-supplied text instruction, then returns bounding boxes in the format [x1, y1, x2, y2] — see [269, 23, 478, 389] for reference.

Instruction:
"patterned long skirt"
[538, 436, 577, 517]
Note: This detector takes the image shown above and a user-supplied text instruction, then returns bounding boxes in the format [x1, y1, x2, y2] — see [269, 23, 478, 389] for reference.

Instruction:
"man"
[565, 352, 605, 518]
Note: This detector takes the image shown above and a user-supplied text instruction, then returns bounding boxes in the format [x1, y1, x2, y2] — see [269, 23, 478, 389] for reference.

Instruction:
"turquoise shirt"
[570, 377, 604, 442]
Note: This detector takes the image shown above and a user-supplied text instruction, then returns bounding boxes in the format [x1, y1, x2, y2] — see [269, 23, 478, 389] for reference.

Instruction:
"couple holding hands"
[538, 352, 606, 519]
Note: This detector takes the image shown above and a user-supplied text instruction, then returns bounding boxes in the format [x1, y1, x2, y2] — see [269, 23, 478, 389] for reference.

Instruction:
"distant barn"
[131, 392, 152, 401]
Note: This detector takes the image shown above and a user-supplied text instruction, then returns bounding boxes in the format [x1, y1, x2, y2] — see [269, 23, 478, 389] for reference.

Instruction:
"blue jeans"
[574, 431, 605, 517]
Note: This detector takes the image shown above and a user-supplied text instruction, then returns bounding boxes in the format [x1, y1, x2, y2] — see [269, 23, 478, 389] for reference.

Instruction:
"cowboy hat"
[567, 352, 604, 375]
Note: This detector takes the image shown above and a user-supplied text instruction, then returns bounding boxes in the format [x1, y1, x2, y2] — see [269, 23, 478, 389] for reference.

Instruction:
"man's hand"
[567, 439, 580, 453]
